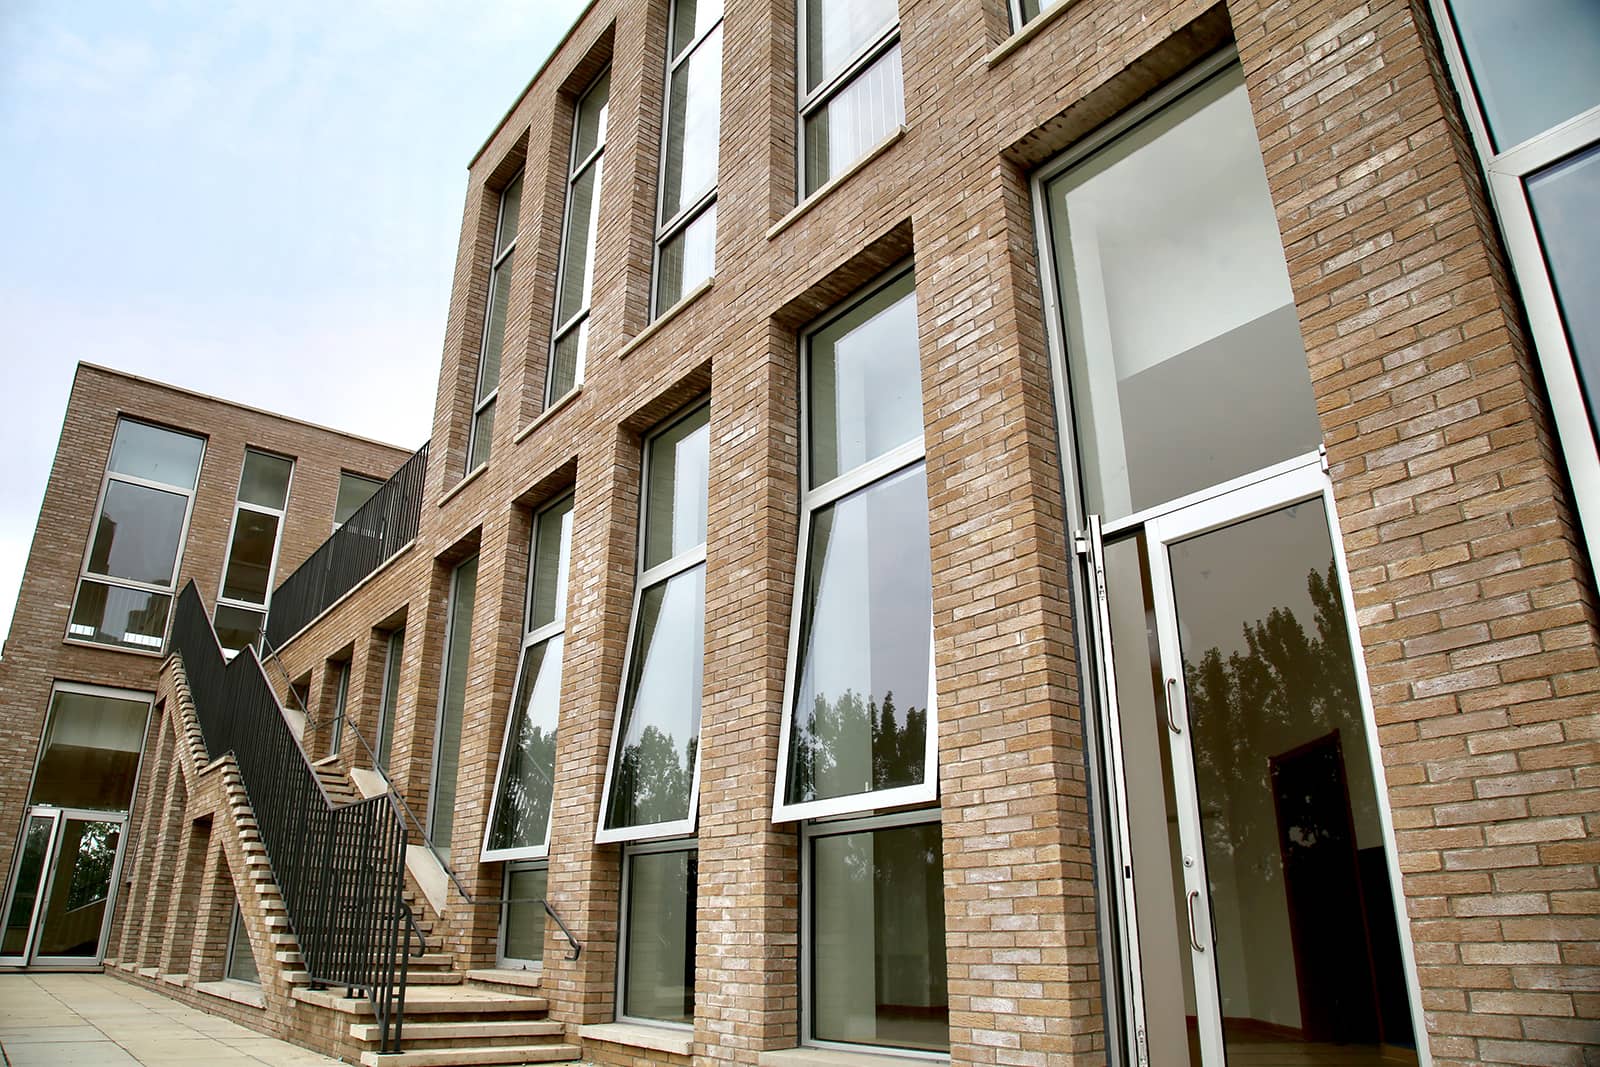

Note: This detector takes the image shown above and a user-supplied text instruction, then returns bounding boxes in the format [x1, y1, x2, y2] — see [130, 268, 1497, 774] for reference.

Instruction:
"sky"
[0, 0, 591, 647]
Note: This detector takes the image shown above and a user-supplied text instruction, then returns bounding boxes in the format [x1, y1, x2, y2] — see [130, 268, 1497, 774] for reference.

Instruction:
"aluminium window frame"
[224, 900, 260, 983]
[772, 266, 939, 824]
[426, 553, 480, 849]
[66, 417, 206, 656]
[799, 806, 947, 1058]
[482, 491, 575, 863]
[548, 70, 611, 405]
[373, 625, 405, 774]
[214, 447, 295, 656]
[595, 401, 710, 846]
[333, 470, 385, 533]
[326, 657, 351, 759]
[497, 858, 551, 970]
[795, 2, 902, 197]
[650, 1, 723, 318]
[1426, 0, 1600, 568]
[21, 680, 156, 812]
[467, 172, 524, 473]
[614, 836, 699, 1029]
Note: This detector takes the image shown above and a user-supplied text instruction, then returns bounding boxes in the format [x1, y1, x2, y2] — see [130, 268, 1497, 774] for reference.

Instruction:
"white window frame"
[549, 72, 609, 404]
[595, 403, 709, 846]
[498, 859, 549, 971]
[1007, 0, 1064, 32]
[427, 554, 479, 848]
[66, 418, 206, 655]
[772, 268, 938, 824]
[796, 2, 902, 197]
[373, 625, 405, 775]
[467, 173, 523, 473]
[1426, 0, 1600, 568]
[482, 492, 574, 863]
[615, 837, 698, 1029]
[326, 658, 351, 759]
[214, 447, 294, 657]
[651, 1, 722, 318]
[799, 807, 946, 1058]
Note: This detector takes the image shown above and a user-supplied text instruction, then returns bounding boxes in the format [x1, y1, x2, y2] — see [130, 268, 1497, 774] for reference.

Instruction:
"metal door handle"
[1166, 677, 1182, 734]
[1187, 889, 1205, 952]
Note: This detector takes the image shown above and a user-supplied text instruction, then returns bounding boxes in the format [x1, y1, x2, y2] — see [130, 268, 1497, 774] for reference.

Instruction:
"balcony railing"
[265, 442, 429, 649]
[173, 583, 414, 1052]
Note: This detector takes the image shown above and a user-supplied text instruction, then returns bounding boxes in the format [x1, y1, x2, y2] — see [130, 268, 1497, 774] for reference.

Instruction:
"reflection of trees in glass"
[609, 726, 697, 826]
[1182, 561, 1358, 865]
[66, 824, 119, 911]
[490, 724, 557, 850]
[789, 688, 927, 802]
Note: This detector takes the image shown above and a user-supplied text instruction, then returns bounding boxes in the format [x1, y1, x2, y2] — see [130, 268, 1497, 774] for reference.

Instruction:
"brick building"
[5, 0, 1598, 1065]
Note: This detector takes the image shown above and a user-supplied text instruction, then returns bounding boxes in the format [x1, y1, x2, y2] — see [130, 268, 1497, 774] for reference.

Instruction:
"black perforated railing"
[173, 582, 413, 1052]
[265, 442, 428, 649]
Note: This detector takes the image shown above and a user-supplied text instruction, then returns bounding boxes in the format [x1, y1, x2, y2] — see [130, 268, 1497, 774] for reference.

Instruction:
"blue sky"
[0, 0, 590, 647]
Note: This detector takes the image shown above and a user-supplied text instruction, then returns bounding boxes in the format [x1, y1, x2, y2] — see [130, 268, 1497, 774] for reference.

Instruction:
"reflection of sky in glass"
[90, 481, 186, 585]
[108, 420, 204, 489]
[1528, 144, 1600, 442]
[809, 281, 921, 485]
[1449, 0, 1600, 151]
[663, 26, 720, 218]
[530, 500, 573, 631]
[805, 0, 897, 91]
[645, 412, 709, 569]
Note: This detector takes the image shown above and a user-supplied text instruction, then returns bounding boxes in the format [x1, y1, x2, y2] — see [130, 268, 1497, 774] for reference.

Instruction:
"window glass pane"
[661, 24, 722, 222]
[786, 465, 932, 805]
[672, 0, 723, 58]
[624, 849, 697, 1023]
[335, 472, 384, 528]
[496, 172, 524, 255]
[377, 627, 405, 773]
[1448, 0, 1600, 152]
[529, 498, 575, 632]
[222, 509, 282, 605]
[1046, 67, 1319, 521]
[237, 450, 292, 510]
[643, 406, 710, 570]
[69, 582, 170, 653]
[214, 604, 265, 655]
[488, 635, 563, 853]
[87, 481, 187, 586]
[655, 202, 717, 314]
[34, 818, 119, 958]
[548, 319, 587, 403]
[480, 253, 514, 400]
[470, 401, 496, 470]
[3, 817, 54, 955]
[227, 903, 260, 983]
[604, 565, 705, 830]
[804, 42, 903, 195]
[558, 162, 601, 326]
[808, 272, 921, 485]
[573, 72, 611, 166]
[503, 866, 548, 963]
[30, 689, 149, 811]
[804, 0, 898, 92]
[1527, 142, 1600, 444]
[430, 556, 479, 856]
[328, 661, 350, 758]
[812, 821, 947, 1050]
[108, 419, 204, 489]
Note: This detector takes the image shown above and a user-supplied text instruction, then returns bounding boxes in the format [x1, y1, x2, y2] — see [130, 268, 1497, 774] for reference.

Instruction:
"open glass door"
[1, 808, 127, 968]
[1, 809, 61, 965]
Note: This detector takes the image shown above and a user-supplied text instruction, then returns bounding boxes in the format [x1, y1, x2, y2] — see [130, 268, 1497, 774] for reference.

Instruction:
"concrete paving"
[0, 973, 341, 1066]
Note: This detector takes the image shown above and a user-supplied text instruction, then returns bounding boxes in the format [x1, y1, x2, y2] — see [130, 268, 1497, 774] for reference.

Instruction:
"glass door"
[1, 808, 61, 965]
[0, 807, 127, 968]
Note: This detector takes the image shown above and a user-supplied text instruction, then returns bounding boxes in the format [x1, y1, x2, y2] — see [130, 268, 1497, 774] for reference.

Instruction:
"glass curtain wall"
[468, 173, 523, 471]
[654, 0, 721, 313]
[215, 448, 294, 655]
[549, 72, 610, 401]
[798, 0, 904, 195]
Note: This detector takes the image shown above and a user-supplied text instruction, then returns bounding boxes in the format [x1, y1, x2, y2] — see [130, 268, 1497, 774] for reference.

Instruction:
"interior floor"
[1187, 1026, 1420, 1066]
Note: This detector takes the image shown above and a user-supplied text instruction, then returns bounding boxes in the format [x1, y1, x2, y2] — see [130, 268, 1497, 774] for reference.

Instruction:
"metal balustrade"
[173, 583, 413, 1052]
[265, 442, 429, 649]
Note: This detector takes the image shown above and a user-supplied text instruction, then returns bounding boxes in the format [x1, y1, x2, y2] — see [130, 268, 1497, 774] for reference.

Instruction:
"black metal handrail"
[172, 583, 413, 1052]
[265, 442, 429, 649]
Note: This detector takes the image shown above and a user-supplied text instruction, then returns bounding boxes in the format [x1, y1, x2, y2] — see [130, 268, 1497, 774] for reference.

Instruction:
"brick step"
[357, 1043, 581, 1067]
[347, 1019, 563, 1048]
[298, 986, 548, 1017]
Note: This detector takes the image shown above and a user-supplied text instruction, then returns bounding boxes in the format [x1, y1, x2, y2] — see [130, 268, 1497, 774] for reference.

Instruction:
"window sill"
[581, 1022, 693, 1057]
[514, 385, 585, 444]
[62, 637, 164, 659]
[758, 1048, 946, 1067]
[985, 0, 1083, 67]
[767, 127, 908, 242]
[437, 462, 488, 507]
[617, 278, 715, 362]
[195, 979, 266, 1009]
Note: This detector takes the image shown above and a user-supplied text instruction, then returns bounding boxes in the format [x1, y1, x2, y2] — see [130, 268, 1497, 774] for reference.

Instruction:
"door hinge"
[1318, 443, 1329, 474]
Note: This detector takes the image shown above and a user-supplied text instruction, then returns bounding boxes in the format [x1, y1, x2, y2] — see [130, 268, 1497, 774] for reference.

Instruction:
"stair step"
[358, 1044, 581, 1066]
[464, 969, 542, 993]
[402, 971, 463, 985]
[348, 1019, 562, 1044]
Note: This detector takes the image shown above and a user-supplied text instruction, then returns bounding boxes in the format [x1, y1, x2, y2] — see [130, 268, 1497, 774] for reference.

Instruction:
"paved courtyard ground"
[0, 973, 340, 1066]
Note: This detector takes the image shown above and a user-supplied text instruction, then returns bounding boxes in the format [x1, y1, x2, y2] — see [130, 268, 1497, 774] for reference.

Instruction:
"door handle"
[1166, 677, 1182, 734]
[1187, 889, 1205, 953]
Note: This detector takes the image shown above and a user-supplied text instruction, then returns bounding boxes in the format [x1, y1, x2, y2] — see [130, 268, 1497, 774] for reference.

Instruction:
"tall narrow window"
[225, 900, 260, 984]
[619, 842, 698, 1025]
[549, 73, 609, 402]
[653, 0, 722, 313]
[69, 418, 205, 653]
[334, 471, 384, 531]
[774, 269, 935, 823]
[798, 0, 903, 196]
[484, 494, 574, 861]
[468, 172, 523, 472]
[597, 404, 709, 843]
[326, 659, 351, 759]
[429, 555, 479, 857]
[214, 449, 294, 656]
[374, 626, 404, 774]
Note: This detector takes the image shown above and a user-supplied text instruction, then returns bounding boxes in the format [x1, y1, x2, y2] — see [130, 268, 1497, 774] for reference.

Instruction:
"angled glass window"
[69, 418, 204, 653]
[799, 0, 903, 195]
[429, 555, 479, 858]
[654, 0, 722, 314]
[776, 270, 935, 823]
[468, 171, 523, 472]
[334, 471, 384, 531]
[374, 626, 405, 774]
[549, 72, 609, 403]
[215, 449, 294, 657]
[598, 404, 709, 843]
[484, 494, 574, 861]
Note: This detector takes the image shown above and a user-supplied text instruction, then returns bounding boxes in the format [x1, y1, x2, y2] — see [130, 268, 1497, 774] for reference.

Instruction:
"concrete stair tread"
[348, 1019, 562, 1042]
[297, 986, 545, 1016]
[358, 1044, 580, 1066]
[464, 969, 541, 991]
